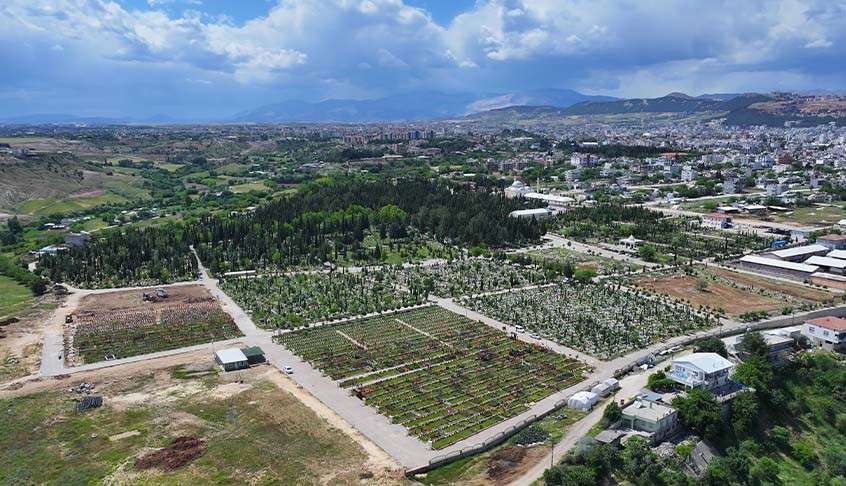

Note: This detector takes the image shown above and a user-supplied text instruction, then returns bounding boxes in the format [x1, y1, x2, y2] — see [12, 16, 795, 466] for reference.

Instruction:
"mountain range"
[3, 90, 844, 126]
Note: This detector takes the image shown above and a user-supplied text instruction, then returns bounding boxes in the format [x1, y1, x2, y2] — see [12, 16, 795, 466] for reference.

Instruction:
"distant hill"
[0, 114, 130, 125]
[463, 92, 846, 127]
[560, 92, 760, 115]
[230, 89, 617, 123]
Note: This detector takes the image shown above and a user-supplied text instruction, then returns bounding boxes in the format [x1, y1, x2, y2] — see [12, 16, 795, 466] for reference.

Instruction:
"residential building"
[802, 316, 846, 352]
[621, 399, 679, 443]
[668, 353, 734, 390]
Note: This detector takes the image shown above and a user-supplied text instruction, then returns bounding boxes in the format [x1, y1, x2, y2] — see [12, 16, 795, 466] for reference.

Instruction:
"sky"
[2, 0, 845, 119]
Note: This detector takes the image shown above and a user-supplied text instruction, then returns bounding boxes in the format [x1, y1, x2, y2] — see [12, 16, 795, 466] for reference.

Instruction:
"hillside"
[0, 154, 149, 218]
[726, 93, 846, 127]
[230, 89, 617, 123]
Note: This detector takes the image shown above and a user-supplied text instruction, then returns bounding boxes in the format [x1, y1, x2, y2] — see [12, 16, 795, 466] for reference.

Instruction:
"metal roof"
[215, 348, 248, 364]
[805, 256, 846, 269]
[770, 244, 828, 259]
[827, 249, 846, 260]
[674, 352, 734, 373]
[740, 255, 819, 273]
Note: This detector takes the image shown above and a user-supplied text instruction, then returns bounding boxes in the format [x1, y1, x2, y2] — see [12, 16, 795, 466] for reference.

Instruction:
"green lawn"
[0, 276, 35, 319]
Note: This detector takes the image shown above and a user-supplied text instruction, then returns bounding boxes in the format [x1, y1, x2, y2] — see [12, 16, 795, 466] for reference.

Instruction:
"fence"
[407, 412, 540, 476]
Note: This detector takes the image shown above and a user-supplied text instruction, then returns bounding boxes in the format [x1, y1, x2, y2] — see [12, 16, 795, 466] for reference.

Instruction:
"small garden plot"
[68, 286, 241, 365]
[220, 269, 426, 329]
[464, 281, 715, 359]
[70, 303, 241, 364]
[277, 306, 589, 449]
[632, 267, 837, 318]
[397, 258, 558, 298]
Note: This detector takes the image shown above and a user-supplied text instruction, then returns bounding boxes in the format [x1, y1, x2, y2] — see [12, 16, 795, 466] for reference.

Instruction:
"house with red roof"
[802, 316, 846, 352]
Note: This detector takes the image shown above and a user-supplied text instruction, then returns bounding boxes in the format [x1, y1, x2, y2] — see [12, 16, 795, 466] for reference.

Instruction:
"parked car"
[156, 288, 169, 298]
[283, 366, 294, 375]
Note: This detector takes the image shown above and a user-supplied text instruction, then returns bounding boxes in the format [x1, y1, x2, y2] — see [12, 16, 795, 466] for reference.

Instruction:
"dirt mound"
[487, 446, 527, 479]
[135, 436, 205, 471]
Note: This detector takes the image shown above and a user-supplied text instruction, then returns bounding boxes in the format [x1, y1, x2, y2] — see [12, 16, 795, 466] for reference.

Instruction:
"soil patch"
[637, 274, 782, 316]
[135, 436, 205, 471]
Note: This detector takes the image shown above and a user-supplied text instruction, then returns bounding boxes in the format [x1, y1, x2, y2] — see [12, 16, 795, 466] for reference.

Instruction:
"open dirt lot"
[75, 284, 214, 317]
[0, 355, 406, 485]
[710, 267, 836, 303]
[637, 274, 783, 316]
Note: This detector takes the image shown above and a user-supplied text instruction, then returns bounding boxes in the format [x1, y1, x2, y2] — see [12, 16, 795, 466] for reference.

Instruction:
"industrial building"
[817, 234, 846, 250]
[508, 208, 553, 220]
[738, 255, 819, 281]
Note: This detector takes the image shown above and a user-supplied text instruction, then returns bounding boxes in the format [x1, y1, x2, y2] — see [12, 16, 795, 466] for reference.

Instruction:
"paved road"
[509, 368, 655, 486]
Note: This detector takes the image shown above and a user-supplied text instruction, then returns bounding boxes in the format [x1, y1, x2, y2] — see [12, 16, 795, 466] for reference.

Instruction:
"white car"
[515, 326, 525, 333]
[529, 333, 541, 340]
[283, 366, 294, 375]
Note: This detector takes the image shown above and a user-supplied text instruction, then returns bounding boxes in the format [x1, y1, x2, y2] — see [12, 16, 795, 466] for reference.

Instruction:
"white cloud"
[0, 0, 845, 112]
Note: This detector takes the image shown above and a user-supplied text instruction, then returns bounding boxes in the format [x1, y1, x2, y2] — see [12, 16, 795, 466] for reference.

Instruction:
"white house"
[621, 400, 679, 443]
[668, 353, 734, 390]
[802, 316, 846, 352]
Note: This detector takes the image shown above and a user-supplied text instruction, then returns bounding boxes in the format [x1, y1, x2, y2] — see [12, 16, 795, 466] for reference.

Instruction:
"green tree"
[730, 391, 760, 437]
[543, 464, 597, 486]
[638, 244, 659, 262]
[573, 268, 597, 283]
[602, 402, 622, 426]
[734, 355, 774, 396]
[749, 457, 781, 486]
[696, 336, 728, 358]
[672, 388, 722, 440]
[740, 332, 769, 357]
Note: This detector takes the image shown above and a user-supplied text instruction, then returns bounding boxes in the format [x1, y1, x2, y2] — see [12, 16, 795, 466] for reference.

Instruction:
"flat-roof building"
[738, 255, 819, 281]
[817, 234, 846, 251]
[770, 244, 829, 262]
[805, 256, 846, 275]
[508, 208, 553, 220]
[802, 317, 846, 352]
[621, 400, 679, 443]
[215, 348, 250, 372]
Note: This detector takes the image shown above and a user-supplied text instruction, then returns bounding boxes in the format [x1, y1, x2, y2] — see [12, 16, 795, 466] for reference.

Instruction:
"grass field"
[0, 276, 35, 318]
[229, 181, 270, 193]
[0, 367, 401, 484]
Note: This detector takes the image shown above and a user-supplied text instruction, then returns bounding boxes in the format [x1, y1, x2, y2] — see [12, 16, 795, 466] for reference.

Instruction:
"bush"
[602, 402, 622, 427]
[792, 440, 817, 469]
[514, 426, 550, 446]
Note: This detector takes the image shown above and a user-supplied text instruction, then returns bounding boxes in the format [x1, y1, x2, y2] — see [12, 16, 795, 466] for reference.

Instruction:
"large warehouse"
[738, 255, 819, 281]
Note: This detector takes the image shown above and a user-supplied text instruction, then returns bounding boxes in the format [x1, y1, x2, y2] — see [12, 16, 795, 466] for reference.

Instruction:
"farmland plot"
[221, 269, 426, 329]
[464, 281, 715, 359]
[277, 306, 588, 449]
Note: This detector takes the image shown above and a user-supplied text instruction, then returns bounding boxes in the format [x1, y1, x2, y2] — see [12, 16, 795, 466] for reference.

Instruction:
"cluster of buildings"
[738, 233, 846, 287]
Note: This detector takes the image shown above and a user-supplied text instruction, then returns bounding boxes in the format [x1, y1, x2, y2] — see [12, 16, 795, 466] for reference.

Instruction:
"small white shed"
[215, 348, 249, 372]
[567, 391, 599, 411]
[602, 378, 620, 391]
[591, 382, 611, 397]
